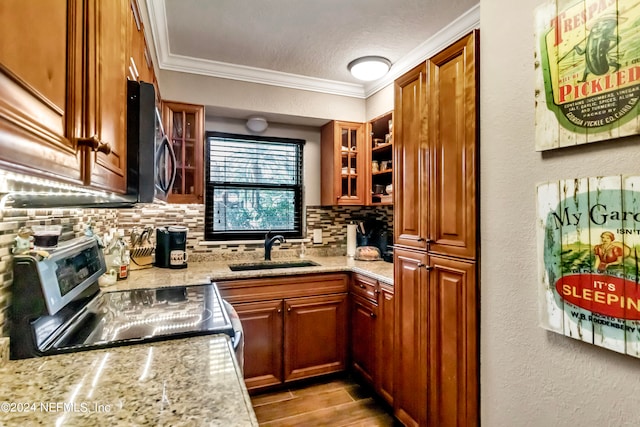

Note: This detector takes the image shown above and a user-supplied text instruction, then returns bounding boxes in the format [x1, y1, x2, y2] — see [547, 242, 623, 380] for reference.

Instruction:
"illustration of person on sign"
[593, 231, 630, 272]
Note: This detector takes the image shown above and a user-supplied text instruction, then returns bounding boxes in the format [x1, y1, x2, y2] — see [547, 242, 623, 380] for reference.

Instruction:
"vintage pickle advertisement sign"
[537, 175, 640, 356]
[534, 0, 640, 150]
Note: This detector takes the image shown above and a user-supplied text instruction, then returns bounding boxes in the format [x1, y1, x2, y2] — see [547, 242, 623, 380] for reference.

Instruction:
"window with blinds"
[205, 132, 305, 240]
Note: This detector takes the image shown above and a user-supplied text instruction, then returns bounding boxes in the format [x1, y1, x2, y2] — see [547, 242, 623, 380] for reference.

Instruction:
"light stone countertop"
[0, 335, 258, 426]
[0, 255, 392, 425]
[109, 255, 394, 292]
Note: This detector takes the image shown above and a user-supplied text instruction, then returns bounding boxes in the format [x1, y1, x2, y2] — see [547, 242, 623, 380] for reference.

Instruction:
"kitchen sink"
[228, 260, 320, 271]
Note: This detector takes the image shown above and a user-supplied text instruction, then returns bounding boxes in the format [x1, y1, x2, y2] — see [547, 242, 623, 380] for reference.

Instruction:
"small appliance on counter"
[354, 246, 382, 261]
[352, 217, 393, 263]
[156, 226, 188, 269]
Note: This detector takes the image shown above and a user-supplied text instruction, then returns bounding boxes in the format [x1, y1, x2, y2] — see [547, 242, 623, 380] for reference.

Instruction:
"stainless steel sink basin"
[228, 260, 320, 271]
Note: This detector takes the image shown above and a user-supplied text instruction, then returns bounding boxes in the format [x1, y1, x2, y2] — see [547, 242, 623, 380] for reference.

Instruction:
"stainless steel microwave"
[126, 80, 176, 203]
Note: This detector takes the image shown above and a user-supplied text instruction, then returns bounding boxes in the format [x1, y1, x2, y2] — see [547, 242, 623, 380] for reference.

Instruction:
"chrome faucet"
[264, 231, 286, 261]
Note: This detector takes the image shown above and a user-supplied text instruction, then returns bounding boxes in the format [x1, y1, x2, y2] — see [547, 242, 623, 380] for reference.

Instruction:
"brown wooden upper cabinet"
[427, 32, 478, 260]
[0, 0, 151, 194]
[321, 120, 366, 206]
[128, 0, 155, 85]
[0, 0, 85, 185]
[394, 33, 478, 260]
[85, 0, 129, 193]
[162, 101, 204, 204]
[393, 63, 428, 250]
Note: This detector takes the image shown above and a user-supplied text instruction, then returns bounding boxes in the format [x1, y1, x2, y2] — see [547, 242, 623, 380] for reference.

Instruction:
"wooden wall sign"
[537, 175, 640, 357]
[534, 0, 640, 151]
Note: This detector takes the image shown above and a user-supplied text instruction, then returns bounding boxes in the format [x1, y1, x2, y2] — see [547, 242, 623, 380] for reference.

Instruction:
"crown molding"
[159, 53, 367, 98]
[146, 0, 480, 99]
[364, 3, 480, 98]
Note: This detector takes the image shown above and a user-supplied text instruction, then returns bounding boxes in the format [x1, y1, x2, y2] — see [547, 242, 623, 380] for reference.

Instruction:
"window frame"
[204, 131, 305, 241]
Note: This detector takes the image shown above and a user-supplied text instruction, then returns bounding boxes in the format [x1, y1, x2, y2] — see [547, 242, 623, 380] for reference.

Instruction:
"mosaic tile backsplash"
[0, 203, 392, 337]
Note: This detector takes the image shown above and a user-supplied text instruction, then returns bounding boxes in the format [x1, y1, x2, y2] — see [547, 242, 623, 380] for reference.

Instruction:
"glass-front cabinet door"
[321, 121, 365, 205]
[162, 101, 204, 203]
[341, 126, 359, 199]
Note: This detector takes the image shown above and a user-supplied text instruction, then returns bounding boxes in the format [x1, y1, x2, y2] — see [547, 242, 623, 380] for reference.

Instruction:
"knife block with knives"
[129, 227, 154, 270]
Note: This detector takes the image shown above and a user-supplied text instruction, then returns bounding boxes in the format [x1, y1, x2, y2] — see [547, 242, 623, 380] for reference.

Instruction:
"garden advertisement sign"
[534, 0, 640, 151]
[537, 175, 640, 357]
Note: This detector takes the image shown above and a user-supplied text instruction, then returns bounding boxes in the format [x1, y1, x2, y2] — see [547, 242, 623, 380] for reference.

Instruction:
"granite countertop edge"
[111, 255, 394, 292]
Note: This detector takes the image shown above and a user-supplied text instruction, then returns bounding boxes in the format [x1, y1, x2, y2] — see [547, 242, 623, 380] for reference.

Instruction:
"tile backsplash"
[0, 202, 392, 337]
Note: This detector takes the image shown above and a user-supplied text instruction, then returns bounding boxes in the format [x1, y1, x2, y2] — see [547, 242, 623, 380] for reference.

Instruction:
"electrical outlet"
[313, 229, 323, 244]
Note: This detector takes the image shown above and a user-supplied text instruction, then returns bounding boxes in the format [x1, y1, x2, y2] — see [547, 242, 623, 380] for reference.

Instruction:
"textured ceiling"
[159, 0, 478, 87]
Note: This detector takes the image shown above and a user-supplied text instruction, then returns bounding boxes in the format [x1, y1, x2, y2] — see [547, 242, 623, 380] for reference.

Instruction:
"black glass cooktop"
[51, 283, 233, 351]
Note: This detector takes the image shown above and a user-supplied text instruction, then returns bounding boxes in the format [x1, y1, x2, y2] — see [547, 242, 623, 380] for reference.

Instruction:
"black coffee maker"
[156, 226, 188, 269]
[353, 217, 393, 263]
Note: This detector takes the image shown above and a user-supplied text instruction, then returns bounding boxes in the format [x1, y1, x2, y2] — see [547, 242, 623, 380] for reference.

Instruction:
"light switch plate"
[313, 229, 323, 244]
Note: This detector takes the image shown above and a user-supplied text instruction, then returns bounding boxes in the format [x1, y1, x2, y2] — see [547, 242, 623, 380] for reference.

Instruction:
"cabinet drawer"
[350, 274, 378, 302]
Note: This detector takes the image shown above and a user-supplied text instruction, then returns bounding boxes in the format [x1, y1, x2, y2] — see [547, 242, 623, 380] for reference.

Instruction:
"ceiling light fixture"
[347, 56, 391, 82]
[246, 116, 268, 133]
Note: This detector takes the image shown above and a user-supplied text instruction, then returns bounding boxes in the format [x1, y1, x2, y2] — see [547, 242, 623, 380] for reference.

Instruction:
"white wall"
[481, 1, 640, 426]
[365, 84, 394, 121]
[205, 117, 321, 206]
[160, 70, 366, 123]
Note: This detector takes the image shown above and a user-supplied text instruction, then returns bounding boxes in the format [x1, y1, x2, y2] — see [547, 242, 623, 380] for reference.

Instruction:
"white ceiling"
[144, 0, 479, 122]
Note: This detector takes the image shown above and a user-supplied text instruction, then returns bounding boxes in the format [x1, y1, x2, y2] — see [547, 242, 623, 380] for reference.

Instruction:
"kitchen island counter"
[112, 255, 393, 292]
[0, 335, 257, 426]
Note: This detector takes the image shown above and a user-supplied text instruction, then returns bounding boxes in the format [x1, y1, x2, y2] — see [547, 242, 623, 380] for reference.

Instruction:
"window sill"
[199, 238, 311, 246]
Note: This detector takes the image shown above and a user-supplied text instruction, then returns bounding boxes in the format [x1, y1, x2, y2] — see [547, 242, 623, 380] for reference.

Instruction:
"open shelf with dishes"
[368, 111, 393, 205]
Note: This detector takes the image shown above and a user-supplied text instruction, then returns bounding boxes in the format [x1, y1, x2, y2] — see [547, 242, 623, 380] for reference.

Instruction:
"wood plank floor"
[250, 376, 401, 427]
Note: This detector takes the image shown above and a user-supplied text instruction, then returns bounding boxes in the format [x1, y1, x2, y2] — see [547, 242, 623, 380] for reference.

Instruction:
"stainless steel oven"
[10, 237, 236, 360]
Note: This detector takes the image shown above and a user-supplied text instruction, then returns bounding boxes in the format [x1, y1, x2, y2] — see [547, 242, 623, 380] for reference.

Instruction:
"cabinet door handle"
[287, 307, 292, 312]
[359, 284, 366, 289]
[78, 135, 112, 155]
[277, 308, 282, 313]
[417, 263, 433, 271]
[370, 312, 376, 318]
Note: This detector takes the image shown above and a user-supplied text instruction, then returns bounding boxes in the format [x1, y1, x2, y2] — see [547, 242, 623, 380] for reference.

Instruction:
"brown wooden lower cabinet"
[376, 282, 395, 406]
[349, 274, 395, 407]
[427, 254, 477, 427]
[232, 299, 283, 391]
[393, 247, 478, 427]
[350, 293, 377, 385]
[218, 273, 349, 393]
[394, 249, 428, 427]
[284, 294, 348, 382]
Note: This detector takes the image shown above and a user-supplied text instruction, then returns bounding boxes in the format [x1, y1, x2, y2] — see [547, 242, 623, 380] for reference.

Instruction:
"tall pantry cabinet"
[393, 30, 479, 427]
